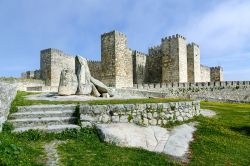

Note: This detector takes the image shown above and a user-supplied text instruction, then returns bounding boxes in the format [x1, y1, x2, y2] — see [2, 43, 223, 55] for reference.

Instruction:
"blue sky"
[0, 0, 250, 80]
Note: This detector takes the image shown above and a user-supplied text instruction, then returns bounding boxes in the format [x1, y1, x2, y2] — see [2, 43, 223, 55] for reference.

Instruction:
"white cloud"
[183, 0, 250, 56]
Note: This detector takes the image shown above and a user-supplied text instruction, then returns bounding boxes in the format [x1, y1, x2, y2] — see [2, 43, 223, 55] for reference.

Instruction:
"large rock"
[96, 122, 197, 159]
[58, 69, 78, 96]
[90, 77, 112, 96]
[75, 56, 92, 95]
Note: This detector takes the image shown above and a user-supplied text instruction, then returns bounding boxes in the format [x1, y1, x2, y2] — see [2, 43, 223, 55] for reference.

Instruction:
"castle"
[22, 30, 223, 88]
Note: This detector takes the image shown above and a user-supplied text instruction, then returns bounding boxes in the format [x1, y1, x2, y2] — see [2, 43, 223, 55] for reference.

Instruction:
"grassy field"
[0, 92, 249, 165]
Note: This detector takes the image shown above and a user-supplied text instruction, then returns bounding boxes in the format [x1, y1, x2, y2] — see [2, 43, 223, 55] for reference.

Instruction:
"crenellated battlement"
[210, 66, 223, 70]
[148, 45, 162, 56]
[101, 30, 126, 38]
[133, 81, 250, 90]
[41, 48, 64, 54]
[133, 50, 148, 57]
[161, 34, 186, 42]
[87, 60, 101, 63]
[187, 42, 199, 48]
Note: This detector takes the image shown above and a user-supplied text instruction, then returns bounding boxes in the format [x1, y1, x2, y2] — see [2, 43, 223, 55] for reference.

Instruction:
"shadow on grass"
[230, 126, 250, 136]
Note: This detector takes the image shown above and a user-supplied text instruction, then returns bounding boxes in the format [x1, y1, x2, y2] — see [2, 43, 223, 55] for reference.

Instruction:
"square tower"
[101, 31, 133, 88]
[210, 66, 223, 81]
[161, 34, 188, 83]
[40, 48, 75, 86]
[187, 43, 201, 82]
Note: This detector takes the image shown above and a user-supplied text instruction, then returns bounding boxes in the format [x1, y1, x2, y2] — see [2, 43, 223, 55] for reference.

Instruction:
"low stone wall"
[26, 86, 58, 92]
[80, 101, 200, 127]
[0, 78, 44, 91]
[0, 82, 17, 131]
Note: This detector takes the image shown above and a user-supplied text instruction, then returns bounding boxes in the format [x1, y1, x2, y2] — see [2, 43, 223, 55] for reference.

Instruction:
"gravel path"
[44, 140, 65, 166]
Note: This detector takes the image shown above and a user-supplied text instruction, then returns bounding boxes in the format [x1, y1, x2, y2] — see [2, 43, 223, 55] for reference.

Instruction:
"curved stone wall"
[80, 101, 200, 127]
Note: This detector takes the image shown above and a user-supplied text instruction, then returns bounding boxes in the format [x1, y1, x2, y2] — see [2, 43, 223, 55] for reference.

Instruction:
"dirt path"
[44, 140, 65, 166]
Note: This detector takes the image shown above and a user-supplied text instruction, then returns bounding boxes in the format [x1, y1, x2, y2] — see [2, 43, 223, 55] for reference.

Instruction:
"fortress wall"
[133, 81, 250, 90]
[211, 66, 223, 81]
[40, 48, 75, 86]
[131, 81, 250, 103]
[187, 43, 201, 82]
[146, 55, 162, 83]
[132, 51, 147, 84]
[200, 65, 211, 82]
[88, 61, 102, 80]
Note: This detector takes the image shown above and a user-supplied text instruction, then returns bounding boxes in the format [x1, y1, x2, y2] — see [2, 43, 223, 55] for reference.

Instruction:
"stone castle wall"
[88, 61, 102, 80]
[36, 31, 224, 88]
[132, 51, 147, 84]
[40, 48, 75, 86]
[132, 81, 250, 103]
[146, 54, 162, 83]
[187, 43, 201, 82]
[200, 65, 211, 82]
[80, 101, 200, 127]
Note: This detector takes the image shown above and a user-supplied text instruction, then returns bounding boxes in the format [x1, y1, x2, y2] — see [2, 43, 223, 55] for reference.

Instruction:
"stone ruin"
[58, 55, 113, 98]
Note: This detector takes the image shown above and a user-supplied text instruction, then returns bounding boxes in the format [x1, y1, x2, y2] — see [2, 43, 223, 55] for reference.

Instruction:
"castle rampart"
[27, 30, 224, 88]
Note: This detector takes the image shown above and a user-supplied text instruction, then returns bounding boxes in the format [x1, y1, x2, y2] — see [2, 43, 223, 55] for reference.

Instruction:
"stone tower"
[101, 30, 133, 88]
[40, 48, 75, 86]
[211, 66, 223, 81]
[161, 34, 188, 83]
[132, 51, 147, 84]
[187, 43, 201, 82]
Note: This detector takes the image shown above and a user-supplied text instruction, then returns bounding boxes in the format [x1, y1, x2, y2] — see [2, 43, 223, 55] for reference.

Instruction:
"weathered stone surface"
[0, 82, 17, 132]
[96, 122, 197, 158]
[75, 56, 92, 95]
[58, 69, 78, 96]
[91, 83, 101, 97]
[200, 109, 216, 117]
[90, 77, 110, 94]
[80, 102, 200, 126]
[102, 93, 110, 98]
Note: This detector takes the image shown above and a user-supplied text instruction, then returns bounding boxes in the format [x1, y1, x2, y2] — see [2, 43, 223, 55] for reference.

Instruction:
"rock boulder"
[96, 122, 197, 159]
[58, 69, 78, 96]
[75, 56, 92, 95]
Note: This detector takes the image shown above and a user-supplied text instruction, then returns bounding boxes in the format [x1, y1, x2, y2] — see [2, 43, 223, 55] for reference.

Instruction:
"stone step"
[8, 117, 78, 128]
[17, 105, 77, 112]
[13, 124, 81, 133]
[9, 110, 76, 119]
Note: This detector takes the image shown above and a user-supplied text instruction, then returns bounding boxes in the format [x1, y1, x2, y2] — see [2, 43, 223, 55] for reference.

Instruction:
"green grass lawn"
[0, 92, 249, 165]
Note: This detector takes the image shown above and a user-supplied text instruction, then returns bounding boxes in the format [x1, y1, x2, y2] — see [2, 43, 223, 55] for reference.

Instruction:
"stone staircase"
[7, 105, 81, 133]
